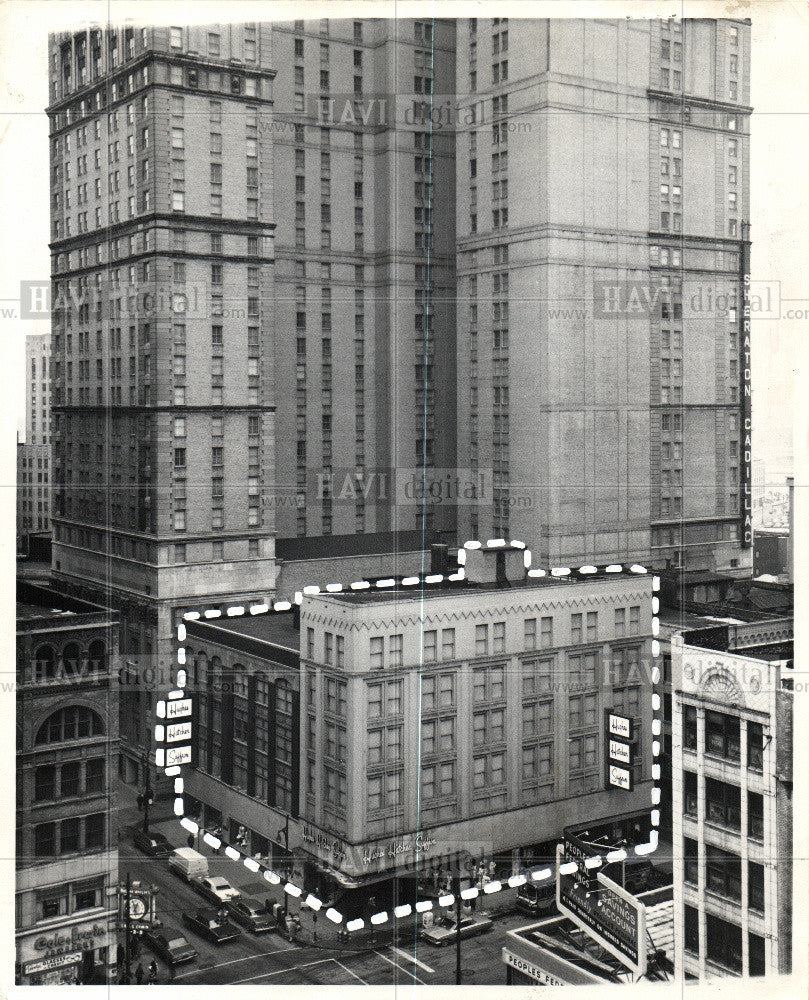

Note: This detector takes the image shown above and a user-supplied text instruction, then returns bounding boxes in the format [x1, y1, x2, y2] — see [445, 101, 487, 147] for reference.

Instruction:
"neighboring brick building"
[18, 334, 52, 545]
[16, 583, 119, 985]
[671, 618, 793, 979]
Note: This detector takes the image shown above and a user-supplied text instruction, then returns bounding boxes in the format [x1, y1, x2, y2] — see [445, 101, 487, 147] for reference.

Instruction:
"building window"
[683, 836, 699, 885]
[474, 624, 488, 656]
[684, 704, 697, 750]
[441, 628, 456, 660]
[684, 903, 699, 955]
[421, 672, 454, 711]
[705, 710, 741, 762]
[747, 721, 764, 771]
[370, 636, 384, 669]
[35, 707, 104, 745]
[706, 913, 742, 974]
[389, 633, 403, 667]
[423, 629, 437, 662]
[705, 844, 741, 901]
[748, 791, 764, 840]
[683, 770, 698, 818]
[34, 765, 57, 802]
[34, 822, 56, 857]
[749, 932, 766, 976]
[748, 861, 765, 914]
[705, 777, 741, 831]
[473, 664, 504, 703]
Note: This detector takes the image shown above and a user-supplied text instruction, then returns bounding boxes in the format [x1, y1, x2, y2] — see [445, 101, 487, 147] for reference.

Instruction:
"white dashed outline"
[163, 541, 661, 932]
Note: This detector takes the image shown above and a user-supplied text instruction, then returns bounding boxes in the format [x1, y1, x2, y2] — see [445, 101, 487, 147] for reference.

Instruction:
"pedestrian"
[489, 859, 497, 879]
[134, 963, 144, 985]
[148, 960, 157, 985]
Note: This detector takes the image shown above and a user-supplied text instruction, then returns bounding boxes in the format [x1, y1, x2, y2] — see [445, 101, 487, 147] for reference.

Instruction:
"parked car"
[133, 830, 173, 858]
[418, 913, 493, 946]
[142, 928, 198, 966]
[193, 876, 241, 905]
[516, 881, 557, 917]
[227, 897, 275, 934]
[168, 847, 209, 882]
[181, 908, 241, 944]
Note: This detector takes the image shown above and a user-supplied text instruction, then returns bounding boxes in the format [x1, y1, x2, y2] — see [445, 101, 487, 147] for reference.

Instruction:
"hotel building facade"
[455, 17, 752, 571]
[46, 16, 750, 775]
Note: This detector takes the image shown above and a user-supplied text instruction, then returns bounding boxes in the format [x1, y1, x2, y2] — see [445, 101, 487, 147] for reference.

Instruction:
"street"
[118, 811, 526, 986]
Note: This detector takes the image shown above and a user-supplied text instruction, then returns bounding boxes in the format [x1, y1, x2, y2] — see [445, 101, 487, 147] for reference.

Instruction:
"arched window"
[87, 639, 107, 673]
[34, 644, 56, 681]
[35, 706, 104, 745]
[61, 642, 82, 677]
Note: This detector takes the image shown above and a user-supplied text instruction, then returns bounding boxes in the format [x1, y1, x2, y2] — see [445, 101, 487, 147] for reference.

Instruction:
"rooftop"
[16, 580, 116, 630]
[17, 602, 76, 623]
[682, 617, 793, 663]
[185, 612, 300, 668]
[321, 567, 652, 606]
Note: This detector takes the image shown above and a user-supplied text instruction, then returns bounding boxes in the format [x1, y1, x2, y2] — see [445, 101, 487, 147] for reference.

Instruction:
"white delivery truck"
[168, 847, 209, 882]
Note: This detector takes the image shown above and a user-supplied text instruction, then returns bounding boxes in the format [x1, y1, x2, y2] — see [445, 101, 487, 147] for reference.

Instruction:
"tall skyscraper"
[455, 17, 752, 572]
[268, 18, 457, 540]
[47, 24, 278, 773]
[18, 333, 52, 540]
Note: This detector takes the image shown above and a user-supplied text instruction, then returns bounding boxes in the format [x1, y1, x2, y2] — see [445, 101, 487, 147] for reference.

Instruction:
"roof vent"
[465, 544, 526, 587]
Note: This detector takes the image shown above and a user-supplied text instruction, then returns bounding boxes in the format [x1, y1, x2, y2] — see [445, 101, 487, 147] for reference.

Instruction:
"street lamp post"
[142, 752, 152, 834]
[278, 815, 290, 919]
[454, 851, 462, 986]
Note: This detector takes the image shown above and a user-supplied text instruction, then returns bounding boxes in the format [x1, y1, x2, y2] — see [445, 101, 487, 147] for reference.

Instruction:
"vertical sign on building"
[604, 710, 634, 791]
[740, 220, 752, 547]
[155, 694, 193, 769]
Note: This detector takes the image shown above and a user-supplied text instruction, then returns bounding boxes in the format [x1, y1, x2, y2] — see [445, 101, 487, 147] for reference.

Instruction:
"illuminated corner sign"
[166, 699, 192, 720]
[24, 953, 83, 975]
[608, 764, 633, 791]
[607, 712, 633, 741]
[556, 844, 647, 976]
[608, 739, 632, 765]
[165, 745, 192, 766]
[166, 721, 192, 743]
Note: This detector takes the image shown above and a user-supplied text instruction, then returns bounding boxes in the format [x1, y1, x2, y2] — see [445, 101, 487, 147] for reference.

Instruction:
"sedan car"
[181, 908, 241, 944]
[132, 829, 173, 858]
[418, 914, 493, 946]
[227, 898, 275, 934]
[142, 929, 198, 966]
[193, 876, 242, 906]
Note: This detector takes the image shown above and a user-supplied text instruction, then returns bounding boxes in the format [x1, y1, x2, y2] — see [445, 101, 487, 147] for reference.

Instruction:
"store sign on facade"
[24, 952, 83, 975]
[33, 922, 107, 957]
[301, 824, 439, 876]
